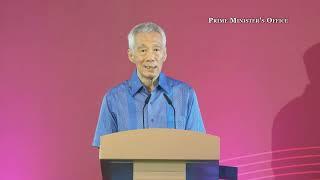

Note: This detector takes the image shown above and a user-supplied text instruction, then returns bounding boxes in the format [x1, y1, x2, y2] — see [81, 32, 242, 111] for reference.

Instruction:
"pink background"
[1, 0, 320, 179]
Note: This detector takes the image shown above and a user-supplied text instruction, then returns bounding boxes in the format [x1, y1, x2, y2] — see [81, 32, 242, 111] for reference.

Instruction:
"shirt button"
[151, 119, 154, 122]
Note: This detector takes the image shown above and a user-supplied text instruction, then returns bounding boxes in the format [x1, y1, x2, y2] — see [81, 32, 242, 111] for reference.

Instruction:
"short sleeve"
[185, 89, 206, 133]
[92, 94, 118, 147]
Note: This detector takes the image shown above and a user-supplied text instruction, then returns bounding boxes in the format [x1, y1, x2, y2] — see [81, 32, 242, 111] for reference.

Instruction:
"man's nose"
[146, 51, 156, 61]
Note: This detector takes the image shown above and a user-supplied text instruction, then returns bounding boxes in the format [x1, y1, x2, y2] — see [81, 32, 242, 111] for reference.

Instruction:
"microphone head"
[145, 94, 151, 104]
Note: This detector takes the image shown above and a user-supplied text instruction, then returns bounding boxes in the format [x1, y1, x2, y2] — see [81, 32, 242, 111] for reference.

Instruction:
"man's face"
[128, 32, 167, 81]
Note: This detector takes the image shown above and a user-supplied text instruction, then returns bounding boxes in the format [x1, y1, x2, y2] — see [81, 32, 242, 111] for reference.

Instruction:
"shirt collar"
[128, 69, 171, 96]
[158, 71, 171, 94]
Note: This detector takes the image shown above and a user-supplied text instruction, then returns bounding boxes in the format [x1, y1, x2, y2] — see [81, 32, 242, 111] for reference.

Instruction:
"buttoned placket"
[147, 90, 155, 128]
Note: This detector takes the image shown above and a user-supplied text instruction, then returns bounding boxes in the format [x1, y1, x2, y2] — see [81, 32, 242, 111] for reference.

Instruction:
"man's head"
[128, 22, 167, 82]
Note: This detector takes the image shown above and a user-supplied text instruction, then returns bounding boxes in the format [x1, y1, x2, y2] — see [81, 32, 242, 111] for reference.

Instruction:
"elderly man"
[92, 22, 205, 148]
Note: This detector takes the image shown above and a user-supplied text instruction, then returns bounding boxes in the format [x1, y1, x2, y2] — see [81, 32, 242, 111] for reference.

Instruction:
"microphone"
[142, 94, 151, 128]
[163, 93, 176, 129]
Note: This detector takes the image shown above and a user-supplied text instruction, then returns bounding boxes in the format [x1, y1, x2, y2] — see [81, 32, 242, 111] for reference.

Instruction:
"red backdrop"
[1, 0, 320, 179]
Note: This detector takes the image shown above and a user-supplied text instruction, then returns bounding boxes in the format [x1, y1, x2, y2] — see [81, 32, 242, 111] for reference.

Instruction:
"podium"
[99, 128, 237, 180]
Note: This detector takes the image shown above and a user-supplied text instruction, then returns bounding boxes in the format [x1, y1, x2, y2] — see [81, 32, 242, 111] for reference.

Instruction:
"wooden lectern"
[99, 128, 236, 180]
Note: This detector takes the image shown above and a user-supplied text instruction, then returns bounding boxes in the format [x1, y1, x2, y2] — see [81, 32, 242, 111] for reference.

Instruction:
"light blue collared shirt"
[92, 70, 205, 147]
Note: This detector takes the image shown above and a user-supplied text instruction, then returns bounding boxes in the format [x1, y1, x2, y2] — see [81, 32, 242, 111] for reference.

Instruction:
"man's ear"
[128, 49, 135, 63]
[162, 48, 167, 62]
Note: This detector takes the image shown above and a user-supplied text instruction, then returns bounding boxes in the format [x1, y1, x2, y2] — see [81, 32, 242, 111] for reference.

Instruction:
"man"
[92, 22, 205, 148]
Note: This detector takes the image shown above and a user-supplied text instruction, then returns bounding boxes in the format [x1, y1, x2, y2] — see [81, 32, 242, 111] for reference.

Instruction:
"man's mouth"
[144, 65, 157, 69]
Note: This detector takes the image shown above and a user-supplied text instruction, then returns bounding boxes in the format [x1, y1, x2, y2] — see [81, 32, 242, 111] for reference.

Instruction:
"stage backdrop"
[1, 0, 320, 179]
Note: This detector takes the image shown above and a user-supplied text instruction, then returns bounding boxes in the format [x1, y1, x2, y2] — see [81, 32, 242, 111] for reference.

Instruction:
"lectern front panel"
[100, 160, 220, 180]
[134, 160, 185, 180]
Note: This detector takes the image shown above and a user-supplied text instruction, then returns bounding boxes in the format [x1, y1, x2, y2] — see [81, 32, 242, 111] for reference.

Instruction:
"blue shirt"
[92, 70, 205, 147]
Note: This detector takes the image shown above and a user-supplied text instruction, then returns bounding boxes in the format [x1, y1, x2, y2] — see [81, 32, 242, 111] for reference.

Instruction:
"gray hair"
[128, 22, 167, 50]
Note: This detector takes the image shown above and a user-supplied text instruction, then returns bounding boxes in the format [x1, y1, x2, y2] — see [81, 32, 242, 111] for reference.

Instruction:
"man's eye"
[154, 49, 159, 52]
[140, 49, 146, 52]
